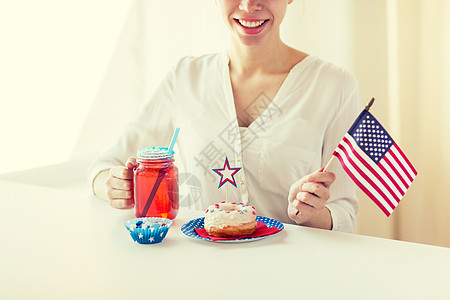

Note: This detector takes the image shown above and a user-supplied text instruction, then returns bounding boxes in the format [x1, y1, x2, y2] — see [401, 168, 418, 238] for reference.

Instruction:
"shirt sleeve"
[322, 72, 362, 232]
[87, 66, 176, 193]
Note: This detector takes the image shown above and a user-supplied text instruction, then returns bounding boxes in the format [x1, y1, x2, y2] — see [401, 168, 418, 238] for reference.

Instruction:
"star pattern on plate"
[212, 157, 241, 188]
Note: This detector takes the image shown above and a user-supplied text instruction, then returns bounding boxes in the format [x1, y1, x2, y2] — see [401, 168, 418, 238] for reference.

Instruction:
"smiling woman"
[88, 0, 361, 233]
[2, 1, 446, 246]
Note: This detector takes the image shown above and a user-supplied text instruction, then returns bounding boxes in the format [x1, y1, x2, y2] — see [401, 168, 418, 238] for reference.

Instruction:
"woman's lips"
[234, 18, 269, 35]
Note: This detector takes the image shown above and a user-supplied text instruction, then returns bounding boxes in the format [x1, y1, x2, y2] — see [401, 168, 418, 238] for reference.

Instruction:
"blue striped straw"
[168, 127, 180, 152]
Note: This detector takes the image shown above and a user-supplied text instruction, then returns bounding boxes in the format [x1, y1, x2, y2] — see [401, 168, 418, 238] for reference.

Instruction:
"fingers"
[125, 157, 138, 170]
[295, 191, 326, 209]
[300, 182, 330, 202]
[291, 181, 330, 211]
[107, 188, 133, 199]
[306, 170, 336, 188]
[110, 166, 134, 180]
[106, 185, 134, 209]
[288, 170, 335, 202]
[288, 178, 305, 202]
[109, 198, 134, 209]
[106, 176, 133, 191]
[106, 163, 135, 210]
[288, 199, 316, 221]
[287, 169, 335, 224]
[288, 203, 300, 219]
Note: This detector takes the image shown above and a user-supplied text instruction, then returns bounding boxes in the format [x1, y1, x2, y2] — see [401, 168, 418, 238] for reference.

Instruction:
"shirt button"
[240, 179, 244, 185]
[237, 158, 241, 162]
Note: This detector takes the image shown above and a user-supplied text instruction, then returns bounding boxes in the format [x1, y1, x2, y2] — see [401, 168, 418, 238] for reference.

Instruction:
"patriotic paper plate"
[181, 216, 284, 243]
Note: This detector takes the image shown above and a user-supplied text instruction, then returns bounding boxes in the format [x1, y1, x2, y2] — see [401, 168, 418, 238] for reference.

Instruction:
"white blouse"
[88, 52, 362, 232]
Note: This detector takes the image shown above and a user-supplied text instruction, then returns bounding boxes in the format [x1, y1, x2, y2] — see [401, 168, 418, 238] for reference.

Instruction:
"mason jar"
[134, 147, 179, 219]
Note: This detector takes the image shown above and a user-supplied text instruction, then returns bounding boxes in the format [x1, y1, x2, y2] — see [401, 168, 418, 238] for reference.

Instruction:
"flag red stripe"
[377, 161, 406, 197]
[393, 143, 418, 176]
[337, 143, 396, 210]
[333, 151, 391, 216]
[343, 137, 401, 204]
[383, 153, 409, 190]
[389, 145, 414, 182]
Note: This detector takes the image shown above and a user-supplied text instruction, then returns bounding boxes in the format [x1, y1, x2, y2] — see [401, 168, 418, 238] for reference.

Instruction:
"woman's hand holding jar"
[104, 157, 138, 209]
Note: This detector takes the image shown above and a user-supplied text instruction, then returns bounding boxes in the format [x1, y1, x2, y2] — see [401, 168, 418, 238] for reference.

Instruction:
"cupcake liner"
[124, 217, 173, 244]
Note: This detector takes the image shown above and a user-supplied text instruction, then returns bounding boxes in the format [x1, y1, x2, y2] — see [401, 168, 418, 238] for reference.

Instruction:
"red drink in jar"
[134, 147, 179, 219]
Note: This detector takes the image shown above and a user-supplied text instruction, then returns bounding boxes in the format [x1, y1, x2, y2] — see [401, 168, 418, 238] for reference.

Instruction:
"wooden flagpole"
[322, 156, 336, 172]
[365, 97, 375, 111]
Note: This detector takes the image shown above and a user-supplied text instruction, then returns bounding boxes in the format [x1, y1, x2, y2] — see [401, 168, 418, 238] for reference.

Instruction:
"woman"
[89, 0, 361, 232]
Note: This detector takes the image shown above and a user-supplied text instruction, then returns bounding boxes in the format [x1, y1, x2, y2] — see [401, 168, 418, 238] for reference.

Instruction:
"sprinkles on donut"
[204, 202, 257, 237]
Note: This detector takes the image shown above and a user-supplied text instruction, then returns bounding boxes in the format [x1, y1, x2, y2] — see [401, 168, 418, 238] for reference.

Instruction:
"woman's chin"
[232, 34, 268, 47]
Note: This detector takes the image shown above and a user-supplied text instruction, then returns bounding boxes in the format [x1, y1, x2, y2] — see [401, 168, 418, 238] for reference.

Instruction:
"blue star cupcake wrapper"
[124, 217, 173, 244]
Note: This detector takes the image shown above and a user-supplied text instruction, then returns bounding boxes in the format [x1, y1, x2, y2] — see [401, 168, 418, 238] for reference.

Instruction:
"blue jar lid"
[137, 147, 174, 161]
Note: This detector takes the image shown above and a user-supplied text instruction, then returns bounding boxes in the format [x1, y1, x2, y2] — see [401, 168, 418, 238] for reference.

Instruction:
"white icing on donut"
[204, 202, 257, 230]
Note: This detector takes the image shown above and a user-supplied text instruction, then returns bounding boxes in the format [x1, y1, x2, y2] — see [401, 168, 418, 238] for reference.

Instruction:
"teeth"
[238, 19, 265, 28]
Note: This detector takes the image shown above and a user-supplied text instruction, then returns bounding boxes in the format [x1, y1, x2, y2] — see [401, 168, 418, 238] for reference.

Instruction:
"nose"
[238, 0, 263, 13]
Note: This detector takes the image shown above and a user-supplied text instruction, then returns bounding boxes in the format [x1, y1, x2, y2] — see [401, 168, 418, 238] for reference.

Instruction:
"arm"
[93, 169, 110, 202]
[286, 69, 361, 232]
[88, 60, 179, 208]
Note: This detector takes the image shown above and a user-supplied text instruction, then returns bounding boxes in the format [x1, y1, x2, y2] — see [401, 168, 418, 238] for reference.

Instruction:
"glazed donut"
[204, 202, 257, 238]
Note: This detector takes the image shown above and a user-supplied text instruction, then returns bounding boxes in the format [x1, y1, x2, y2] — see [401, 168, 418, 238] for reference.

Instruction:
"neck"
[227, 33, 289, 75]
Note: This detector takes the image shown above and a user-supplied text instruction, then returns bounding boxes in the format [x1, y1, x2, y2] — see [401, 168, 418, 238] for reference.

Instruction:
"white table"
[0, 180, 449, 300]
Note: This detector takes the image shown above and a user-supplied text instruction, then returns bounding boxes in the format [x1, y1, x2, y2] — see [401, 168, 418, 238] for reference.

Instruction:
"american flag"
[333, 109, 417, 216]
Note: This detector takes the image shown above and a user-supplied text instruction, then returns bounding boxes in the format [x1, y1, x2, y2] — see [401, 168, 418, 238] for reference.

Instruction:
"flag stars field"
[352, 114, 394, 163]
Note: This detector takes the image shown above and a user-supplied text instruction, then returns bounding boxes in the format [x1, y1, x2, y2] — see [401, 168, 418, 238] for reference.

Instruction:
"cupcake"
[124, 217, 173, 244]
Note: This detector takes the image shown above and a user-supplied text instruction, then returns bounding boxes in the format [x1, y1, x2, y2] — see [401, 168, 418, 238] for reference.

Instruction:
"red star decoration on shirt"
[212, 157, 241, 189]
